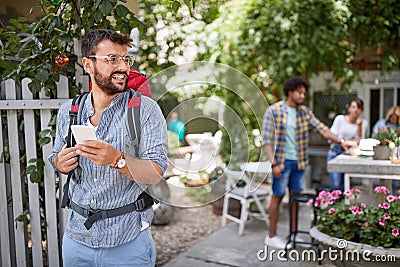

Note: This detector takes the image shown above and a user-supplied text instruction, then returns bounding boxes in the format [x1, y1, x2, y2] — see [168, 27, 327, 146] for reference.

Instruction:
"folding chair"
[221, 168, 269, 235]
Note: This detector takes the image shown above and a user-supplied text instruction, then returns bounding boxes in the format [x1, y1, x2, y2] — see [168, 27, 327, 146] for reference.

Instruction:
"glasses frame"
[88, 54, 135, 67]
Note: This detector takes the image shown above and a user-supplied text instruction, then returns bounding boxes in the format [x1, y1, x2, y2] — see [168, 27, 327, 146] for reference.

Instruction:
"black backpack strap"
[61, 92, 89, 208]
[126, 90, 141, 155]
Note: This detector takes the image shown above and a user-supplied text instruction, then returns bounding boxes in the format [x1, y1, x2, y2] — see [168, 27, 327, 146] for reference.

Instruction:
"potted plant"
[308, 186, 400, 264]
[372, 127, 399, 160]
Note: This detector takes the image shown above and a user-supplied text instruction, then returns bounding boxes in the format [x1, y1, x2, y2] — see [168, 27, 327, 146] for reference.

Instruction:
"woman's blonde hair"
[385, 106, 400, 125]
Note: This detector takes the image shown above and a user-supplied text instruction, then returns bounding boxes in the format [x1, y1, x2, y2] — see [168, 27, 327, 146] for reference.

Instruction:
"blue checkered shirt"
[48, 91, 168, 248]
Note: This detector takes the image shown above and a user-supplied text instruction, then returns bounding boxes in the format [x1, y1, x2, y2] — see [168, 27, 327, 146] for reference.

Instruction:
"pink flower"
[353, 189, 362, 194]
[318, 191, 329, 198]
[379, 219, 385, 226]
[330, 190, 342, 199]
[384, 214, 391, 220]
[349, 205, 363, 215]
[328, 208, 335, 214]
[344, 190, 352, 196]
[387, 195, 396, 202]
[361, 203, 366, 208]
[306, 199, 313, 206]
[375, 186, 390, 195]
[392, 229, 399, 237]
[379, 202, 390, 209]
[320, 199, 328, 209]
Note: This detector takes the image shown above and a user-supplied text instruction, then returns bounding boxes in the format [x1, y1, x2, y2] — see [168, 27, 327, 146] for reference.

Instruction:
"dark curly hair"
[81, 29, 132, 57]
[283, 76, 310, 97]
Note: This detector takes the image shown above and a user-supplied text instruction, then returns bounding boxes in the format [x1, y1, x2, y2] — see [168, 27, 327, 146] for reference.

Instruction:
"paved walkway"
[163, 202, 336, 267]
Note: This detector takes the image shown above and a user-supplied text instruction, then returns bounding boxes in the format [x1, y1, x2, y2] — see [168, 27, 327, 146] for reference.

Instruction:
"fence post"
[22, 78, 44, 267]
[39, 89, 60, 267]
[0, 80, 12, 267]
[5, 79, 28, 267]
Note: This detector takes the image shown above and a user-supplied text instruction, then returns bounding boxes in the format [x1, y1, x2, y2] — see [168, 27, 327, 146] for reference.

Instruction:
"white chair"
[221, 168, 269, 235]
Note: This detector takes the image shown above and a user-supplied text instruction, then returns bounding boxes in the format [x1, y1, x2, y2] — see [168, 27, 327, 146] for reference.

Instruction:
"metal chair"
[221, 168, 269, 235]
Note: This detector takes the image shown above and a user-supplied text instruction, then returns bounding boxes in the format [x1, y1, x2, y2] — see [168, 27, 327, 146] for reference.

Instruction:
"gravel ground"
[151, 193, 222, 266]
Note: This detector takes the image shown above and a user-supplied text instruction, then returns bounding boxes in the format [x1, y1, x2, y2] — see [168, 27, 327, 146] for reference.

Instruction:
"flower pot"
[310, 226, 400, 267]
[373, 145, 391, 160]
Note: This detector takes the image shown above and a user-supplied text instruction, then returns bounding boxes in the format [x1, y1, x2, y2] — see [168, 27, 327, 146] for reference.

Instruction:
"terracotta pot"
[373, 145, 391, 160]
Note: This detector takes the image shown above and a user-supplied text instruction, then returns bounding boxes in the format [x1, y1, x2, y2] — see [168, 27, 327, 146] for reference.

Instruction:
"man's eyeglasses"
[89, 54, 135, 67]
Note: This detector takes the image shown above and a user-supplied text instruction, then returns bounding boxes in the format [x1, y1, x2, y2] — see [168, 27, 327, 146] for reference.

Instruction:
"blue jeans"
[327, 144, 345, 191]
[272, 160, 304, 196]
[62, 228, 156, 267]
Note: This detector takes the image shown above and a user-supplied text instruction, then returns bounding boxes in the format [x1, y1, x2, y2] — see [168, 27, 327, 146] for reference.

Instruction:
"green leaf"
[39, 129, 51, 138]
[15, 209, 29, 223]
[36, 69, 49, 82]
[30, 172, 42, 183]
[99, 0, 113, 16]
[93, 0, 102, 9]
[94, 10, 103, 22]
[26, 165, 37, 175]
[28, 158, 37, 164]
[115, 5, 129, 17]
[172, 1, 180, 12]
[39, 137, 51, 147]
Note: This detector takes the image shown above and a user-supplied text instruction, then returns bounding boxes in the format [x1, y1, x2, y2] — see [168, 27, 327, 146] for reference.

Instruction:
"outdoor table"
[327, 154, 400, 202]
[240, 161, 272, 176]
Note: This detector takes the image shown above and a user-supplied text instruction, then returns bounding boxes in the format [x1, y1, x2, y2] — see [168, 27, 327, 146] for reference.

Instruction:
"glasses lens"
[107, 55, 119, 66]
[123, 55, 134, 66]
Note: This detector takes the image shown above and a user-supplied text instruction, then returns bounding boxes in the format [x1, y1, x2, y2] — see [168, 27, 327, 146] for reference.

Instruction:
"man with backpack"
[48, 29, 168, 266]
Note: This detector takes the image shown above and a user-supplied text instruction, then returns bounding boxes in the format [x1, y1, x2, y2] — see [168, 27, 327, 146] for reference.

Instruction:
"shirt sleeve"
[138, 97, 168, 174]
[304, 106, 329, 134]
[330, 115, 345, 136]
[262, 107, 275, 145]
[47, 100, 72, 170]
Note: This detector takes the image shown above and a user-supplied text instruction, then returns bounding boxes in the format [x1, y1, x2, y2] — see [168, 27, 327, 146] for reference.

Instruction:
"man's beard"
[93, 67, 127, 95]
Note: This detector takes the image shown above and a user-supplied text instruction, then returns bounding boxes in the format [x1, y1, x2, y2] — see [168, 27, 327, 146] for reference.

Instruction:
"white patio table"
[327, 154, 400, 202]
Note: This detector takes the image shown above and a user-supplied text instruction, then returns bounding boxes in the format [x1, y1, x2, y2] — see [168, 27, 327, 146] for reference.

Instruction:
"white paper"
[71, 125, 97, 144]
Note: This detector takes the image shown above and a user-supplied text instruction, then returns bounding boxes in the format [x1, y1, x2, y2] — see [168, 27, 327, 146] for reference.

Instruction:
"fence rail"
[1, 77, 70, 267]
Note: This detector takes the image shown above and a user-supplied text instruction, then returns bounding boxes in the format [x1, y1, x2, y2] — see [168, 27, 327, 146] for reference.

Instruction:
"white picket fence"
[0, 76, 71, 267]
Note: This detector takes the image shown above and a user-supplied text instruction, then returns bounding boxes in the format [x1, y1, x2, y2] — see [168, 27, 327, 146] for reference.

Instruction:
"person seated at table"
[371, 105, 400, 137]
[327, 98, 368, 191]
[166, 111, 186, 142]
[371, 105, 400, 194]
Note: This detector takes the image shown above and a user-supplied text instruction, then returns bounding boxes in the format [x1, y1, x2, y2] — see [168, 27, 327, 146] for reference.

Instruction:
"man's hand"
[342, 140, 358, 151]
[54, 144, 78, 174]
[272, 165, 282, 178]
[75, 140, 119, 167]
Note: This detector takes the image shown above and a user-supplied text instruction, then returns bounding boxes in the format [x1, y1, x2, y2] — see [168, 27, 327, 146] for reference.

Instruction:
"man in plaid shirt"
[262, 76, 357, 249]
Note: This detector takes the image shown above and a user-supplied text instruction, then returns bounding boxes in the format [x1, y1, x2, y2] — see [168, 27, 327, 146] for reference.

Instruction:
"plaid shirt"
[262, 99, 328, 170]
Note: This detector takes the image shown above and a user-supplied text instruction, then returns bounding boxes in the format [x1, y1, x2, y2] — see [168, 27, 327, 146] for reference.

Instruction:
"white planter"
[310, 226, 400, 267]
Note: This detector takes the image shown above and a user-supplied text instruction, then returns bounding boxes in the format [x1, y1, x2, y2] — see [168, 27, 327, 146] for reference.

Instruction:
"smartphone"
[71, 125, 97, 144]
